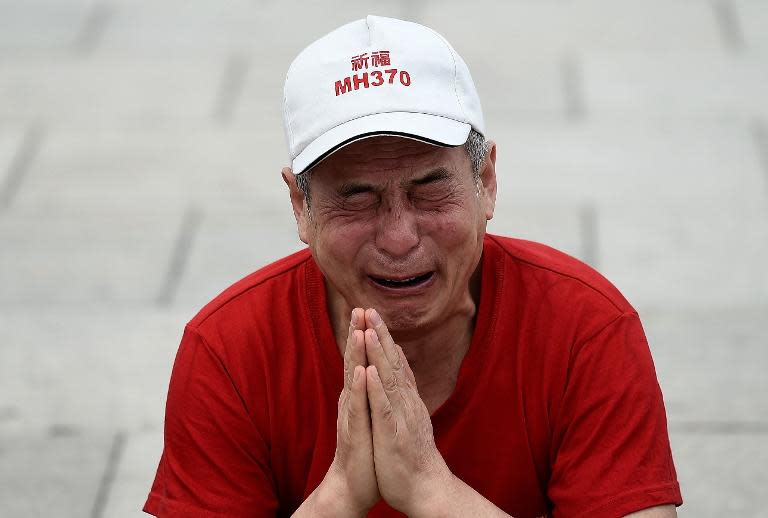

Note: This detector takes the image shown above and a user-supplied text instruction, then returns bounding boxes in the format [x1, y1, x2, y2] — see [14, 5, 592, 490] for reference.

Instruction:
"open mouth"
[369, 271, 434, 289]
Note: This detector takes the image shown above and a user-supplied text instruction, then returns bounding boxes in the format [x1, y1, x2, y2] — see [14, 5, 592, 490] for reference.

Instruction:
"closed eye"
[341, 191, 379, 211]
[410, 168, 450, 187]
[411, 184, 452, 203]
[338, 182, 376, 198]
[409, 168, 453, 203]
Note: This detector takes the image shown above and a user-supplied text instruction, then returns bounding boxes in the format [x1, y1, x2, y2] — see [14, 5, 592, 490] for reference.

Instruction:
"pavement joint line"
[749, 118, 768, 196]
[156, 206, 204, 307]
[73, 3, 114, 55]
[560, 55, 586, 123]
[579, 203, 599, 269]
[0, 124, 43, 211]
[712, 0, 745, 52]
[669, 420, 768, 435]
[213, 53, 250, 124]
[89, 430, 126, 518]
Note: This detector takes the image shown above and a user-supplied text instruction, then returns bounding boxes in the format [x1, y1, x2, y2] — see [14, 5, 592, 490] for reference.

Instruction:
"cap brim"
[292, 112, 471, 174]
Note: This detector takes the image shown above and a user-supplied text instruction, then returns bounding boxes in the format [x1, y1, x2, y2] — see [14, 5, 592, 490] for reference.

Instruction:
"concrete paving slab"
[0, 56, 219, 130]
[0, 309, 185, 434]
[0, 431, 112, 518]
[488, 203, 585, 262]
[670, 432, 768, 517]
[0, 208, 181, 305]
[0, 0, 90, 53]
[99, 0, 404, 59]
[102, 430, 163, 518]
[10, 129, 288, 213]
[422, 0, 723, 58]
[600, 202, 768, 310]
[492, 120, 766, 206]
[474, 56, 567, 125]
[735, 0, 768, 51]
[583, 52, 768, 122]
[642, 307, 768, 424]
[172, 203, 306, 313]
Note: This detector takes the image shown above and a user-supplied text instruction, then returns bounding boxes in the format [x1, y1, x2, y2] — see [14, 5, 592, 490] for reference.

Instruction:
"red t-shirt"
[144, 234, 682, 518]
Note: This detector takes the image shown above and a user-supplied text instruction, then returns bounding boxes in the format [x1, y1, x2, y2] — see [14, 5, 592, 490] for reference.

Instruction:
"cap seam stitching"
[424, 26, 467, 123]
[366, 15, 373, 47]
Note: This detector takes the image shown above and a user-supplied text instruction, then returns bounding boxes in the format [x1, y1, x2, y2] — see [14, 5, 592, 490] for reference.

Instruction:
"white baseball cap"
[282, 15, 485, 174]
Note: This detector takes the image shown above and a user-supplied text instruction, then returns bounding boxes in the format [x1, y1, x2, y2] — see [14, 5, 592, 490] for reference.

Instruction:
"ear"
[281, 167, 311, 244]
[479, 140, 497, 220]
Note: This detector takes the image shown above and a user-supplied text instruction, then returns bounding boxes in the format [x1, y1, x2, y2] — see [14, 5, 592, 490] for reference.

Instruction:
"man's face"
[287, 136, 496, 334]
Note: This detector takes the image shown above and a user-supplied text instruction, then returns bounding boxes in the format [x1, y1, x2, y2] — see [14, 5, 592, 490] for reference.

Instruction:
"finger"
[364, 328, 401, 403]
[345, 330, 367, 391]
[344, 308, 366, 390]
[366, 309, 402, 372]
[346, 365, 371, 433]
[396, 344, 417, 389]
[338, 366, 370, 454]
[351, 307, 365, 331]
[365, 365, 394, 426]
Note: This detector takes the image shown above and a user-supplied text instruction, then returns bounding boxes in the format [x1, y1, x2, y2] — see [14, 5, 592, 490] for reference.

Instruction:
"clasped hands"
[324, 307, 455, 517]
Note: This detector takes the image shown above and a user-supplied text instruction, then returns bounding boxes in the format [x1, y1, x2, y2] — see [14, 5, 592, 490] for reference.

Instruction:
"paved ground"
[1, 0, 767, 516]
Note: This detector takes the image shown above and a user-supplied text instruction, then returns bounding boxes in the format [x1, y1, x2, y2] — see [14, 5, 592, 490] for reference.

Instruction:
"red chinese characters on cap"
[351, 53, 369, 71]
[350, 50, 390, 71]
[335, 50, 410, 96]
[371, 50, 390, 67]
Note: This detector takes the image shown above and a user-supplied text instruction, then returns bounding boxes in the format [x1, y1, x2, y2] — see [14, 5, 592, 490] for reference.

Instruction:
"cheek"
[314, 220, 373, 268]
[418, 206, 480, 244]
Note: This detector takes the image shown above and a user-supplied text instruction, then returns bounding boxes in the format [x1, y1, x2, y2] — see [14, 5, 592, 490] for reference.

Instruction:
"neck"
[326, 263, 482, 408]
[392, 311, 476, 401]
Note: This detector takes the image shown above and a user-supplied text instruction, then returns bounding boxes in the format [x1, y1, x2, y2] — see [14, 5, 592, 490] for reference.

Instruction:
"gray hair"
[296, 171, 312, 205]
[464, 128, 490, 182]
[297, 129, 489, 207]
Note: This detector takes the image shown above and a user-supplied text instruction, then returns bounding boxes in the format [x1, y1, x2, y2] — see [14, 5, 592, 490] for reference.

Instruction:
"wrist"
[313, 469, 371, 518]
[408, 467, 458, 518]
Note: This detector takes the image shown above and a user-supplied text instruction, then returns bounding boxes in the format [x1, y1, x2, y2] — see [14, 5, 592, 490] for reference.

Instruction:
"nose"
[374, 199, 419, 259]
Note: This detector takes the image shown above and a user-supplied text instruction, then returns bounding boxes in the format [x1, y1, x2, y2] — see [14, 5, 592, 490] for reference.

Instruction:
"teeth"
[371, 272, 432, 288]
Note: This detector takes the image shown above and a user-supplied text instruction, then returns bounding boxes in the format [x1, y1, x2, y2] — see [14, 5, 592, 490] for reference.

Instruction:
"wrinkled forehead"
[309, 136, 468, 184]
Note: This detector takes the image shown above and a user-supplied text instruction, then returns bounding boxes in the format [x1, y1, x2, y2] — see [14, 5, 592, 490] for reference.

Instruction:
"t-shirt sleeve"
[547, 312, 682, 518]
[143, 325, 278, 517]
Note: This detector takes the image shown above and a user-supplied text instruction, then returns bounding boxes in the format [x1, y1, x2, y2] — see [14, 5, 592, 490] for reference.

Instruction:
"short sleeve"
[144, 326, 278, 517]
[548, 312, 682, 518]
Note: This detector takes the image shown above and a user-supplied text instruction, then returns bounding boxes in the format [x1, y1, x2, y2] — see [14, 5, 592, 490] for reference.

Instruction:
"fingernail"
[370, 309, 382, 326]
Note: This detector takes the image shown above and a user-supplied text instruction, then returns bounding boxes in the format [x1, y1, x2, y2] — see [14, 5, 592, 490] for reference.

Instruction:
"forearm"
[412, 475, 677, 518]
[413, 473, 513, 518]
[291, 474, 369, 518]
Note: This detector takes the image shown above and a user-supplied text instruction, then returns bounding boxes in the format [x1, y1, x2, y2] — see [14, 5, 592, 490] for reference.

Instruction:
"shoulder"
[485, 233, 635, 316]
[187, 248, 313, 332]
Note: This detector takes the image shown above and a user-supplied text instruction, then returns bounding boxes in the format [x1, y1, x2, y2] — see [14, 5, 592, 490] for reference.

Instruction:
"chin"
[377, 304, 432, 334]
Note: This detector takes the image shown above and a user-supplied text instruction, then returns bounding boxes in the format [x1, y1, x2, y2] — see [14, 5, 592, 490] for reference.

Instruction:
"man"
[144, 15, 682, 518]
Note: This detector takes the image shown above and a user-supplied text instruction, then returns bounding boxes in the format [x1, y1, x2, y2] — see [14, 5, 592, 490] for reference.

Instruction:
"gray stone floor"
[1, 1, 766, 516]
